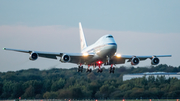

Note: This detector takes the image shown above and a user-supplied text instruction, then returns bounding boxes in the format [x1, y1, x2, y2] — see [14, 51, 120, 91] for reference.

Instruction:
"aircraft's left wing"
[3, 48, 94, 64]
[111, 54, 172, 65]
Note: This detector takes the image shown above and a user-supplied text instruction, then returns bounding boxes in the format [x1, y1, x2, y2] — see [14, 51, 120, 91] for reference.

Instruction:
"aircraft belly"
[75, 46, 117, 65]
[87, 55, 100, 64]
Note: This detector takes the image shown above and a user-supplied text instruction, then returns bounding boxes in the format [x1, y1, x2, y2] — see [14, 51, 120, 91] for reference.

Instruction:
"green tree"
[43, 91, 57, 99]
[51, 78, 65, 91]
[22, 85, 35, 98]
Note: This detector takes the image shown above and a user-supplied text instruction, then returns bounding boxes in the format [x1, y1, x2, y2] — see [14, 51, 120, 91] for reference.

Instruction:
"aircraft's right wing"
[3, 48, 94, 65]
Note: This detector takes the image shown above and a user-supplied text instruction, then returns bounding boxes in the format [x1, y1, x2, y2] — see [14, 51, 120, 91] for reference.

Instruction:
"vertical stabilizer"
[79, 22, 87, 52]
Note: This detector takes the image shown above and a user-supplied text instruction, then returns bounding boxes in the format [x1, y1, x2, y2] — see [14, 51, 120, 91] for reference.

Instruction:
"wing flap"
[111, 56, 126, 64]
[38, 54, 57, 59]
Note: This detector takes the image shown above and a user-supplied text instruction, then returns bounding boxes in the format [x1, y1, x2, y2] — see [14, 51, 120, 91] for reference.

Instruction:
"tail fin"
[79, 22, 87, 52]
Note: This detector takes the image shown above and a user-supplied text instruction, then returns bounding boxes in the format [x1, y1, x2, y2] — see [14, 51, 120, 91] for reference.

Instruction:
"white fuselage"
[82, 34, 117, 64]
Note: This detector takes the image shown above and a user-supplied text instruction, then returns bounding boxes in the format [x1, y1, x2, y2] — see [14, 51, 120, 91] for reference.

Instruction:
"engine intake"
[29, 52, 38, 60]
[131, 57, 140, 65]
[151, 57, 160, 65]
[60, 54, 71, 62]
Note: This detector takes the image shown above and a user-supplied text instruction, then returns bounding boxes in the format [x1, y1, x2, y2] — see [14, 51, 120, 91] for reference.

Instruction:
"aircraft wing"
[3, 48, 60, 59]
[112, 54, 172, 64]
[3, 48, 94, 64]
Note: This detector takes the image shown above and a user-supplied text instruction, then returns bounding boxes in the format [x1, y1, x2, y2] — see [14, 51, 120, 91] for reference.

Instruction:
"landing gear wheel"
[77, 66, 80, 72]
[109, 67, 115, 73]
[80, 66, 83, 72]
[86, 68, 92, 73]
[89, 68, 92, 72]
[97, 68, 103, 73]
[77, 66, 83, 72]
[100, 68, 103, 73]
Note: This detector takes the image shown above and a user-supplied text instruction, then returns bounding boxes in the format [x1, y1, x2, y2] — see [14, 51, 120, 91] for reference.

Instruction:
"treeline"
[0, 64, 180, 99]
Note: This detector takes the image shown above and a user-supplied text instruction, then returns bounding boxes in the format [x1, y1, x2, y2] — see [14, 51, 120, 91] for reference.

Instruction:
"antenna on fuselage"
[79, 22, 88, 52]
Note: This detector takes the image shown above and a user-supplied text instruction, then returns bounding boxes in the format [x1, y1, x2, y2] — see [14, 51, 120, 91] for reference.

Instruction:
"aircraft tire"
[89, 69, 92, 72]
[80, 66, 83, 72]
[109, 67, 112, 73]
[77, 66, 80, 72]
[100, 68, 103, 73]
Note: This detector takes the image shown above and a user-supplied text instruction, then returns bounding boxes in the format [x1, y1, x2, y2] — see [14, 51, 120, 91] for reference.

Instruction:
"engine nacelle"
[151, 57, 160, 65]
[131, 57, 140, 65]
[29, 52, 38, 61]
[60, 54, 71, 62]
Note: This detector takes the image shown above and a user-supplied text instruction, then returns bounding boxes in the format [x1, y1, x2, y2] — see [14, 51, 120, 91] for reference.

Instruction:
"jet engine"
[131, 57, 140, 65]
[29, 52, 38, 60]
[151, 57, 160, 65]
[60, 54, 71, 62]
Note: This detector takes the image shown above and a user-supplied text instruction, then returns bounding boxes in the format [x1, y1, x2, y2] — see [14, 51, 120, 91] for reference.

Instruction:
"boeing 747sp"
[3, 23, 171, 73]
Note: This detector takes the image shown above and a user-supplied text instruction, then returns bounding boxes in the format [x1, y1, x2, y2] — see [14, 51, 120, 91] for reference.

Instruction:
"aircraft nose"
[99, 44, 117, 57]
[108, 43, 117, 50]
[110, 44, 117, 52]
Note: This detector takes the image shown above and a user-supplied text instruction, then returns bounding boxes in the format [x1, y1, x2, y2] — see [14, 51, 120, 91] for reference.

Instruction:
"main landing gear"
[77, 66, 83, 72]
[97, 68, 103, 73]
[109, 64, 115, 73]
[96, 65, 103, 73]
[77, 64, 115, 73]
[77, 65, 92, 73]
[86, 65, 92, 73]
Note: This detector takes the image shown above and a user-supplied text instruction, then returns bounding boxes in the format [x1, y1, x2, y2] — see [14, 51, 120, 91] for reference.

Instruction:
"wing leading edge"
[4, 48, 60, 59]
[3, 48, 94, 64]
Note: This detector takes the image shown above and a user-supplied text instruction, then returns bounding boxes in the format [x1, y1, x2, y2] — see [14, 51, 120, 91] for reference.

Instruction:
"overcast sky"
[0, 0, 180, 72]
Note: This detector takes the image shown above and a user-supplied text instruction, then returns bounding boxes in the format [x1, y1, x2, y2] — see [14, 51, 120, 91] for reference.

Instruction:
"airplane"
[3, 22, 172, 73]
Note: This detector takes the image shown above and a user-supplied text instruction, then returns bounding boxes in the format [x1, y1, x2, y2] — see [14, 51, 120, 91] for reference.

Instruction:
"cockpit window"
[106, 36, 113, 38]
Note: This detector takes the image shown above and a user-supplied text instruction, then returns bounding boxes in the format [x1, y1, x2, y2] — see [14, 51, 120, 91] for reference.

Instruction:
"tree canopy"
[0, 64, 180, 99]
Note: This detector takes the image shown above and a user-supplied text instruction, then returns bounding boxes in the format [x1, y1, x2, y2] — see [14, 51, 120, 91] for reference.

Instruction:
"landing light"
[116, 54, 121, 58]
[83, 53, 89, 56]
